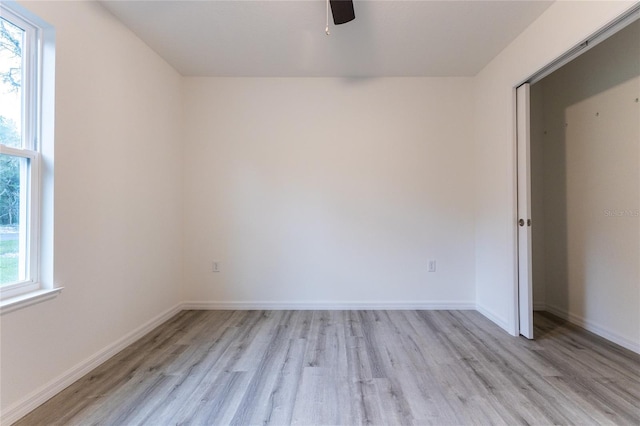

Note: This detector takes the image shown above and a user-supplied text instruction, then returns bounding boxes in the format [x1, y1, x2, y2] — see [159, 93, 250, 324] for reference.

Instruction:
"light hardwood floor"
[14, 310, 640, 425]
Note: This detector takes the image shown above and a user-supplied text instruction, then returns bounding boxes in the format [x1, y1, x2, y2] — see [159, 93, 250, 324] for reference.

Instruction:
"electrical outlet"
[428, 260, 436, 272]
[212, 261, 221, 273]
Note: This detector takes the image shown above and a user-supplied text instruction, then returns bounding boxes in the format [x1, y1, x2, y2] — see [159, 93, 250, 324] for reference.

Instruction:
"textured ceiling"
[100, 0, 554, 77]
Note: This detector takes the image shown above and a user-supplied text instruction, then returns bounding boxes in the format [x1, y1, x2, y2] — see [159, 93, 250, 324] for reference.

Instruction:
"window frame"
[0, 2, 59, 313]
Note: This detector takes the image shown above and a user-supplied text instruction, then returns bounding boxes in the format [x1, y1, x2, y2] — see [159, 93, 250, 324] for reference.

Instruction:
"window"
[0, 3, 57, 312]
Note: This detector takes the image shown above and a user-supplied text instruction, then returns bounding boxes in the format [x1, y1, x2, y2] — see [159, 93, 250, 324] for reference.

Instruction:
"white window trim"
[1, 287, 62, 314]
[0, 2, 60, 314]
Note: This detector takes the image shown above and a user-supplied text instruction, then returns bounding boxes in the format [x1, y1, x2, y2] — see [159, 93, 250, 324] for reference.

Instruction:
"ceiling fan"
[330, 0, 355, 25]
[326, 0, 355, 34]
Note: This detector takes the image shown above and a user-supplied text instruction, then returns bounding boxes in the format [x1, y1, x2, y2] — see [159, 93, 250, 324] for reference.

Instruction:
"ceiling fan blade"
[329, 0, 355, 25]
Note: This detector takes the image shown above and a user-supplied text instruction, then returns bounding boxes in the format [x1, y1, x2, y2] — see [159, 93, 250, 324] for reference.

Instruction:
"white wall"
[533, 21, 639, 350]
[474, 0, 638, 334]
[182, 78, 476, 307]
[1, 0, 183, 418]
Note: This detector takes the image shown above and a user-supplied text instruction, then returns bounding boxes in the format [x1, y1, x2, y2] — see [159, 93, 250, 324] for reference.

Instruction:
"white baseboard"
[1, 303, 183, 426]
[181, 300, 476, 311]
[476, 304, 514, 335]
[533, 302, 547, 311]
[544, 304, 639, 354]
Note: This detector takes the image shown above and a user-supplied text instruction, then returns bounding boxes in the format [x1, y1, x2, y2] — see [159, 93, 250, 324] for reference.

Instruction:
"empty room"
[0, 1, 638, 425]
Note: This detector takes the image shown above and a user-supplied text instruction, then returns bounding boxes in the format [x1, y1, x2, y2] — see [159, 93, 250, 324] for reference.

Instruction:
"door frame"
[511, 4, 640, 338]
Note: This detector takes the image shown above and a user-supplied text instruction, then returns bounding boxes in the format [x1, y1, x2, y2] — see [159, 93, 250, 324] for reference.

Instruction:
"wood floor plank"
[229, 319, 292, 425]
[13, 310, 640, 426]
[262, 337, 306, 425]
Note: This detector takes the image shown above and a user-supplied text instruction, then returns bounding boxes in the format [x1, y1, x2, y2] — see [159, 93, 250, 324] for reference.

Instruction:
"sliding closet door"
[517, 83, 533, 339]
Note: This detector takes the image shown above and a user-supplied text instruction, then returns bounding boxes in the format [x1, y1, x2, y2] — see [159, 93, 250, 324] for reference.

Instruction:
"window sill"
[0, 287, 63, 315]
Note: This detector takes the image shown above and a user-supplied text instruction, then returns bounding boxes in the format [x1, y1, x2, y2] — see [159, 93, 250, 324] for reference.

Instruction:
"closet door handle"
[519, 219, 525, 227]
